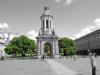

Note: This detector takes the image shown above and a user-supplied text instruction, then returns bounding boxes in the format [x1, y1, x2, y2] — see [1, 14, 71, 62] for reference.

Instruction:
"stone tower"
[36, 6, 59, 58]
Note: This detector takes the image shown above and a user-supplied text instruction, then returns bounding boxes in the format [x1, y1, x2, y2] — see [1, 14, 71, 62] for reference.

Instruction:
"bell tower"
[36, 6, 59, 58]
[39, 6, 55, 35]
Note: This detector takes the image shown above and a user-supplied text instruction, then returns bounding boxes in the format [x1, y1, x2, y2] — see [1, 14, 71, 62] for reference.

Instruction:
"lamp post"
[87, 35, 90, 50]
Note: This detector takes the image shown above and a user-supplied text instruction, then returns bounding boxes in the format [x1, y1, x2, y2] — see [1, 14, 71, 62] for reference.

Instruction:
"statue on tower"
[44, 6, 49, 10]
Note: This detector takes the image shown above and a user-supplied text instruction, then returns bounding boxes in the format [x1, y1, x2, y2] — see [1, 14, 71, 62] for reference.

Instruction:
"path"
[46, 59, 79, 75]
[0, 59, 56, 75]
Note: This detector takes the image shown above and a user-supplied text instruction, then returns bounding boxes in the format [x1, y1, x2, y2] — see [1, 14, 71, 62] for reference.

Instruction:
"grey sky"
[0, 0, 100, 39]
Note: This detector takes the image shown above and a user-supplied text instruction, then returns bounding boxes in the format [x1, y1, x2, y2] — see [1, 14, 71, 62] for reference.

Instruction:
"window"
[46, 20, 49, 28]
[43, 20, 44, 28]
[98, 36, 100, 40]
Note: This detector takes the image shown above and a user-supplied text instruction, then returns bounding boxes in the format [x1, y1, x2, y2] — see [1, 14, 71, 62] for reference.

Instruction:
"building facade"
[0, 32, 5, 59]
[36, 6, 59, 58]
[0, 32, 18, 59]
[75, 29, 100, 55]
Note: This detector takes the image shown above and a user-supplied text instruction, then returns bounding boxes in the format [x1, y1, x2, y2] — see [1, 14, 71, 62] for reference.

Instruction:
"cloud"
[66, 0, 73, 5]
[27, 30, 38, 37]
[75, 27, 92, 39]
[54, 0, 79, 5]
[9, 34, 19, 40]
[27, 30, 38, 40]
[74, 18, 100, 39]
[55, 0, 62, 3]
[94, 18, 100, 26]
[0, 23, 9, 29]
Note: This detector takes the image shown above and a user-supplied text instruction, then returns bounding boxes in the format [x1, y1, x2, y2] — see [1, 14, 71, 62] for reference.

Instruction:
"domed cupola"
[39, 6, 55, 36]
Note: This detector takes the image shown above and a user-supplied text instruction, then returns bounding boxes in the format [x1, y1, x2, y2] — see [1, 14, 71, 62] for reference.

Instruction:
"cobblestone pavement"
[56, 56, 100, 75]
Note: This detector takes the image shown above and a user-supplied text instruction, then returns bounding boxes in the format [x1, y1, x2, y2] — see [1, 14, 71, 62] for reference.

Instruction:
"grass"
[61, 55, 89, 59]
[4, 55, 90, 60]
[5, 56, 37, 60]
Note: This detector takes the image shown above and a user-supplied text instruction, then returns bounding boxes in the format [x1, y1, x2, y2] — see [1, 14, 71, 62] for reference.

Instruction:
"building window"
[43, 20, 44, 28]
[98, 36, 100, 40]
[46, 20, 49, 28]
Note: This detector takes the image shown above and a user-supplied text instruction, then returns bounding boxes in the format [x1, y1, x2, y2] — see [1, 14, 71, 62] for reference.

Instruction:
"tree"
[5, 35, 36, 57]
[59, 37, 76, 56]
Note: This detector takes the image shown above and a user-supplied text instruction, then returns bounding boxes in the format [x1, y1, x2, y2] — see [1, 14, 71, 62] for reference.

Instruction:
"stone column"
[52, 40, 55, 58]
[44, 19, 46, 30]
[37, 40, 41, 58]
[52, 39, 59, 58]
[54, 40, 59, 58]
[37, 39, 44, 59]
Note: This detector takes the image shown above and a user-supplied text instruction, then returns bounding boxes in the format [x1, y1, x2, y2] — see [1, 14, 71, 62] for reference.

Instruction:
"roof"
[75, 29, 100, 41]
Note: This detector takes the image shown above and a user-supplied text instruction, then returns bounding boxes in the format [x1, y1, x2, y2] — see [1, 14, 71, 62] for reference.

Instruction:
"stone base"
[53, 54, 60, 59]
[37, 54, 60, 59]
[37, 55, 42, 59]
[37, 53, 60, 59]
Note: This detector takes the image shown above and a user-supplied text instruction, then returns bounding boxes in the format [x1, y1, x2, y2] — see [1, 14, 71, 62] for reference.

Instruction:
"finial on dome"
[41, 6, 53, 17]
[44, 6, 49, 11]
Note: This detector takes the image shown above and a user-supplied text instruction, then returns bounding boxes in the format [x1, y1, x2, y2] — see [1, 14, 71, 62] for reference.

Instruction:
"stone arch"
[36, 37, 59, 59]
[43, 41, 52, 58]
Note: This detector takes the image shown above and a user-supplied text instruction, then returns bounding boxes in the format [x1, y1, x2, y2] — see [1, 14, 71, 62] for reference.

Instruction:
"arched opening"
[44, 42, 52, 58]
[46, 20, 49, 28]
[43, 20, 45, 28]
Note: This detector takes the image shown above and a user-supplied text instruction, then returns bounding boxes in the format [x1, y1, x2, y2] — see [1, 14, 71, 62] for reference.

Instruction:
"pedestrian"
[41, 54, 45, 61]
[88, 50, 96, 75]
[42, 54, 45, 61]
[91, 53, 96, 75]
[1, 50, 5, 61]
[73, 54, 76, 61]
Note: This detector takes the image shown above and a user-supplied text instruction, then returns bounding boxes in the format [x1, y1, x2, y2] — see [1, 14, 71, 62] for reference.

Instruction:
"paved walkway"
[0, 59, 56, 75]
[46, 59, 78, 75]
[0, 59, 82, 75]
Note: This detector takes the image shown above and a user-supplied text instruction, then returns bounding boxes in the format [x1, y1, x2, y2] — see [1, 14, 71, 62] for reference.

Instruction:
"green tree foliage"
[59, 37, 76, 56]
[5, 35, 36, 57]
